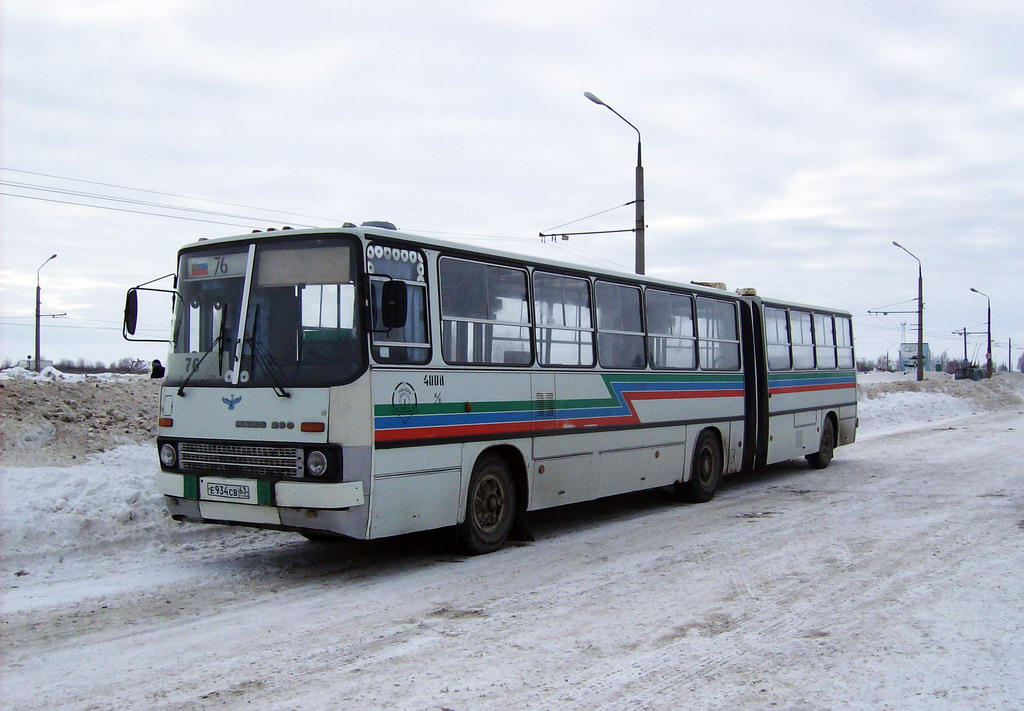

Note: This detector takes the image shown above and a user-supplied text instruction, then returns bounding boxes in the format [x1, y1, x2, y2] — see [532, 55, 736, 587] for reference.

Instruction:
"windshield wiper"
[245, 304, 290, 398]
[177, 303, 229, 396]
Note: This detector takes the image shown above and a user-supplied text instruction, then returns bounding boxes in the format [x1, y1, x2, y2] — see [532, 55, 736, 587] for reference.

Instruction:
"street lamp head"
[37, 253, 58, 281]
[583, 91, 605, 106]
[891, 240, 901, 248]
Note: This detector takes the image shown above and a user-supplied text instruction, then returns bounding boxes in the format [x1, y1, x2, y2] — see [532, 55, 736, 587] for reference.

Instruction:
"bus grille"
[178, 442, 304, 478]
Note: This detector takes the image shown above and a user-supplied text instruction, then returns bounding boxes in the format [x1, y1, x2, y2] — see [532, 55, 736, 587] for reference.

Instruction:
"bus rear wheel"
[458, 455, 516, 555]
[677, 429, 722, 503]
[806, 417, 835, 470]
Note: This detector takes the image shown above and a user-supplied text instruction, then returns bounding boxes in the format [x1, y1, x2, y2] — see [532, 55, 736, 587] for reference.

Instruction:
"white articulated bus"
[124, 224, 857, 553]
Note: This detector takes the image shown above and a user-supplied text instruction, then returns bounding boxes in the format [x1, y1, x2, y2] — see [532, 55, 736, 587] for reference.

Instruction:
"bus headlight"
[160, 443, 178, 468]
[306, 450, 329, 477]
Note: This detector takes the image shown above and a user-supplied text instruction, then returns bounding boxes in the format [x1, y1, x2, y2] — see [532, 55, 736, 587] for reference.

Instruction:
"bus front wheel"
[458, 455, 516, 555]
[677, 430, 723, 503]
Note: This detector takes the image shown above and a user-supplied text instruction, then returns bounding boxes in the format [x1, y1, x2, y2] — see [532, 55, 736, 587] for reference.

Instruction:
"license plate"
[201, 477, 258, 504]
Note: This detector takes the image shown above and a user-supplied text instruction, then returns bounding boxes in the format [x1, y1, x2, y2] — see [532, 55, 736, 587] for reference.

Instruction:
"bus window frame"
[366, 240, 432, 365]
[533, 270, 596, 369]
[438, 255, 533, 367]
[645, 288, 698, 371]
[814, 312, 838, 370]
[836, 315, 855, 368]
[764, 305, 793, 371]
[790, 309, 815, 371]
[695, 296, 741, 372]
[595, 280, 647, 370]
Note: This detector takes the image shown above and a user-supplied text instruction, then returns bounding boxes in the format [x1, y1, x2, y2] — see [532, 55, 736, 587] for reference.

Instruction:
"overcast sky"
[2, 1, 1022, 369]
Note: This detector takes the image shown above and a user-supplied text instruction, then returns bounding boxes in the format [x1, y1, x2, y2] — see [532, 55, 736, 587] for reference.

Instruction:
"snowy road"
[3, 408, 1024, 710]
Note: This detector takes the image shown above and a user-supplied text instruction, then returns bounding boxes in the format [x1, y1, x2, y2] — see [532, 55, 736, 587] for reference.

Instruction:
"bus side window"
[765, 306, 791, 370]
[440, 257, 531, 366]
[791, 310, 815, 370]
[534, 271, 595, 367]
[836, 317, 854, 368]
[596, 281, 645, 369]
[371, 279, 430, 364]
[646, 289, 696, 370]
[696, 297, 740, 370]
[815, 313, 837, 369]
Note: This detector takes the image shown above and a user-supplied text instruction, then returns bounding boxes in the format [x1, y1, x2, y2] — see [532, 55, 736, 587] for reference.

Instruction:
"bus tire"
[677, 429, 723, 503]
[458, 455, 516, 555]
[806, 417, 835, 470]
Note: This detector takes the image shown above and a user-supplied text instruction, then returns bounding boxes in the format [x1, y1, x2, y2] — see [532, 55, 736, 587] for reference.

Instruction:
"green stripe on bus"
[183, 474, 199, 500]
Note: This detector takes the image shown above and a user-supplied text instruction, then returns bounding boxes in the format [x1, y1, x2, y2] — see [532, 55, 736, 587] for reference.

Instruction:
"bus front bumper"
[156, 471, 365, 510]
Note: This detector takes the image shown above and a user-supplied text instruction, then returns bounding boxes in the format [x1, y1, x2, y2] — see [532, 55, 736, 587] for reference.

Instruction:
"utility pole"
[35, 254, 58, 372]
[891, 242, 924, 381]
[970, 288, 993, 379]
[951, 327, 986, 367]
[583, 91, 645, 275]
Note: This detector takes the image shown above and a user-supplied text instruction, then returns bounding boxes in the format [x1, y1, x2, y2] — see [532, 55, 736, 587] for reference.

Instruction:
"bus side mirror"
[380, 280, 408, 329]
[122, 276, 178, 342]
[124, 289, 139, 336]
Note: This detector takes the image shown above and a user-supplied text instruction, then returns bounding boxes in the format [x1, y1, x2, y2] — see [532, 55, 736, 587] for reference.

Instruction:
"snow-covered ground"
[2, 370, 1023, 709]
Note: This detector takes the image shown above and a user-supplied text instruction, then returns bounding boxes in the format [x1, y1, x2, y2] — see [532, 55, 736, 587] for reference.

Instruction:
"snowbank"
[857, 371, 1024, 436]
[0, 367, 160, 467]
[1, 445, 167, 559]
[0, 365, 146, 383]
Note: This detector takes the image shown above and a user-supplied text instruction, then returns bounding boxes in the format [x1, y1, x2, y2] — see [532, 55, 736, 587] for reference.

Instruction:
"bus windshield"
[166, 234, 365, 388]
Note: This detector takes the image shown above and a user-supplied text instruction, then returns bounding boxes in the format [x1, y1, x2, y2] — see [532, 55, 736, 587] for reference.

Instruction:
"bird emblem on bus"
[222, 395, 242, 410]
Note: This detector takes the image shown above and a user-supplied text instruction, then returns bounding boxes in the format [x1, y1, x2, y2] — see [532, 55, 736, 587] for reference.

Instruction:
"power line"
[407, 229, 537, 243]
[0, 192, 266, 228]
[1, 179, 323, 228]
[541, 201, 635, 233]
[0, 320, 121, 331]
[2, 167, 596, 249]
[0, 166, 342, 223]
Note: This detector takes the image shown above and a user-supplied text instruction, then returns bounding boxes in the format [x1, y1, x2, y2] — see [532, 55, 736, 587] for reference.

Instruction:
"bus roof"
[182, 225, 851, 316]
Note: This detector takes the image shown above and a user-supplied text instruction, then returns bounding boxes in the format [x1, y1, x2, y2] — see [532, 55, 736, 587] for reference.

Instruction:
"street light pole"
[970, 287, 992, 378]
[584, 91, 645, 275]
[891, 241, 924, 382]
[35, 253, 57, 372]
